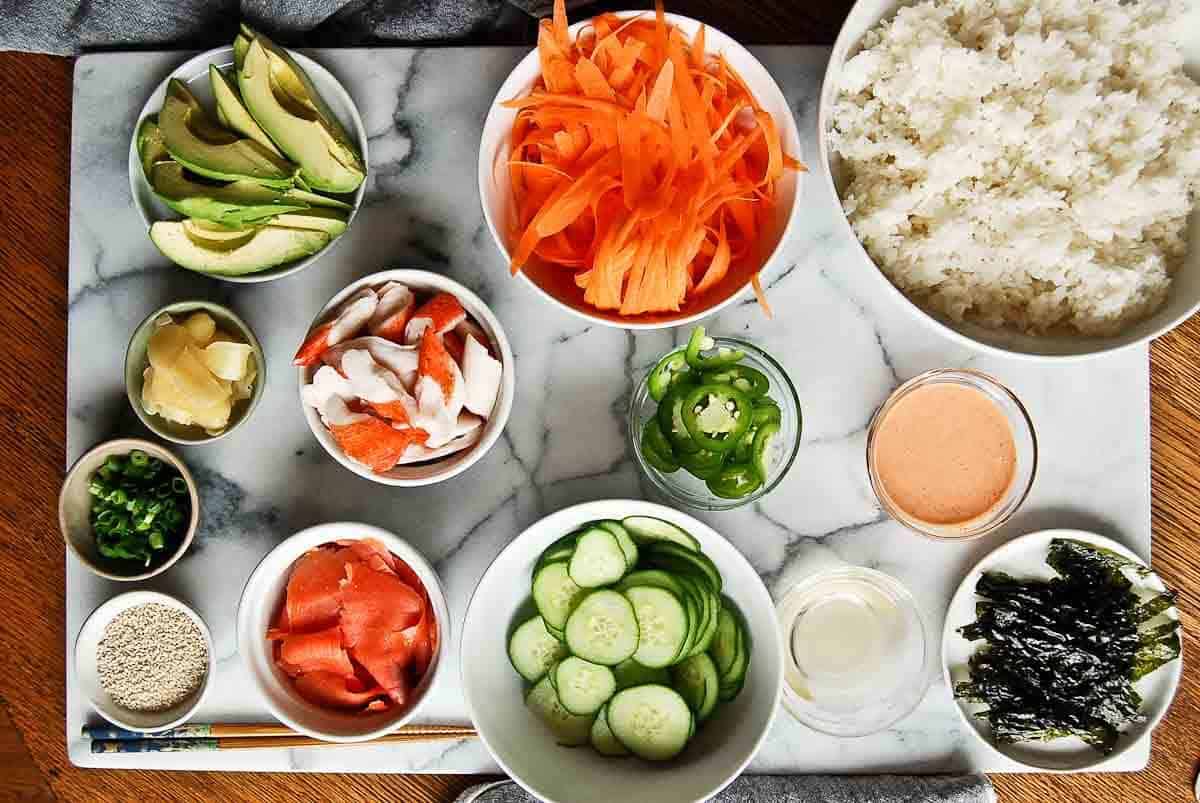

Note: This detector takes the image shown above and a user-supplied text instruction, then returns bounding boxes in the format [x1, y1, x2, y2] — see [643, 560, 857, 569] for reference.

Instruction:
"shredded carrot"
[504, 0, 805, 316]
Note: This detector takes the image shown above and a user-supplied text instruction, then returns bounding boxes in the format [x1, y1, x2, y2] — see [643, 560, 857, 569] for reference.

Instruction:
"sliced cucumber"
[533, 561, 587, 631]
[621, 516, 700, 551]
[709, 606, 740, 677]
[645, 542, 722, 592]
[606, 685, 693, 761]
[671, 653, 720, 721]
[624, 586, 689, 668]
[616, 569, 685, 596]
[526, 675, 593, 747]
[718, 613, 749, 701]
[509, 616, 570, 683]
[590, 704, 630, 756]
[568, 528, 628, 588]
[564, 590, 639, 665]
[612, 658, 671, 690]
[691, 584, 719, 656]
[537, 532, 579, 571]
[596, 520, 639, 568]
[671, 573, 707, 658]
[555, 656, 617, 716]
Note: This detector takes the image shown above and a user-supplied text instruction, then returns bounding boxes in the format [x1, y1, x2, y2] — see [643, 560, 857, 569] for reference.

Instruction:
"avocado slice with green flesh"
[182, 218, 260, 243]
[270, 208, 349, 236]
[150, 162, 308, 226]
[136, 117, 170, 181]
[209, 65, 284, 158]
[159, 78, 297, 189]
[238, 37, 365, 193]
[287, 187, 352, 211]
[151, 220, 329, 275]
[233, 34, 251, 71]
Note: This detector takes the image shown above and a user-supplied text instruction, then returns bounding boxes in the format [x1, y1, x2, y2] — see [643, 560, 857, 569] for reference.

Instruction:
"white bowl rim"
[59, 437, 200, 582]
[296, 268, 516, 487]
[941, 528, 1183, 771]
[477, 11, 806, 331]
[124, 299, 267, 445]
[816, 2, 1200, 361]
[235, 521, 451, 742]
[128, 44, 369, 284]
[75, 589, 215, 732]
[460, 498, 784, 803]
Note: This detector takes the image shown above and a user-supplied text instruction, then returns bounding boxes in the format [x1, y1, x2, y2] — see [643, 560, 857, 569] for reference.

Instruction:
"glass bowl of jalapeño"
[630, 326, 802, 510]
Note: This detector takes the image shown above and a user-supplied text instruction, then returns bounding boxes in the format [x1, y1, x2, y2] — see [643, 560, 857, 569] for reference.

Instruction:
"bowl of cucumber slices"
[461, 500, 783, 803]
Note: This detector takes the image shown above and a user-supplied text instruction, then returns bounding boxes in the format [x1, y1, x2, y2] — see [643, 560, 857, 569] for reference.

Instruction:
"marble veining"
[67, 46, 1151, 773]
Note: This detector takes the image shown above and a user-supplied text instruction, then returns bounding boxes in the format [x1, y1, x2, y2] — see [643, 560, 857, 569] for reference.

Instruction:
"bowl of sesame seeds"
[75, 590, 213, 732]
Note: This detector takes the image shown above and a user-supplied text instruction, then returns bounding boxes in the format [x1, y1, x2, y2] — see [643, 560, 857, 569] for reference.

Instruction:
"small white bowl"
[129, 45, 368, 284]
[817, 0, 1200, 360]
[75, 590, 214, 732]
[461, 499, 783, 803]
[943, 529, 1183, 771]
[236, 522, 450, 742]
[478, 12, 804, 330]
[59, 438, 200, 582]
[297, 268, 516, 486]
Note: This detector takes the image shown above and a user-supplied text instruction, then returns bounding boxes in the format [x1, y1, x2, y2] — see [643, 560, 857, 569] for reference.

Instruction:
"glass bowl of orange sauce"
[866, 369, 1037, 541]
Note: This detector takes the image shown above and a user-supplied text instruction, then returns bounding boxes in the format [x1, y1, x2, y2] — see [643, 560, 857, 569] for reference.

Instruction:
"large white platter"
[67, 46, 1152, 773]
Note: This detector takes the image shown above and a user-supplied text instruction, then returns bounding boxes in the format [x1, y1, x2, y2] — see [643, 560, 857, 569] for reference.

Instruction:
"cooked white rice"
[830, 0, 1200, 336]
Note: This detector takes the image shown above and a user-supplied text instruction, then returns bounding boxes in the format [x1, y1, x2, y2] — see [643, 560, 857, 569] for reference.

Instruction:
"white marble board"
[67, 47, 1151, 773]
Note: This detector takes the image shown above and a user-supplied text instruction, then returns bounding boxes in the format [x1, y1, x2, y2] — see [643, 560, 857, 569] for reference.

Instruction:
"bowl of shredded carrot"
[479, 0, 806, 328]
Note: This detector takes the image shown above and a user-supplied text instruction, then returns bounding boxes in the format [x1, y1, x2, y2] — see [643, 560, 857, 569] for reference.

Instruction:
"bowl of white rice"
[819, 0, 1200, 359]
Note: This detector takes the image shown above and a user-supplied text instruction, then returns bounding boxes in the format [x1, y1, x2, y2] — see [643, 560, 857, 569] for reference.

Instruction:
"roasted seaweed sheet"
[955, 538, 1180, 754]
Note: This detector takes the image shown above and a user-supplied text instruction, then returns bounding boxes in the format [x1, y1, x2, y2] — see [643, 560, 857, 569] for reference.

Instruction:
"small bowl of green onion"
[629, 327, 803, 511]
[59, 438, 199, 581]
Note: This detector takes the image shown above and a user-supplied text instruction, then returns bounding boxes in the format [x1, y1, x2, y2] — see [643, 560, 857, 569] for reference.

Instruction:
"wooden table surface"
[2, 2, 1198, 800]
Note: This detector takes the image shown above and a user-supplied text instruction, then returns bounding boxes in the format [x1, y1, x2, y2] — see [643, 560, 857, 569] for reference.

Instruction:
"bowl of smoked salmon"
[237, 522, 449, 742]
[294, 269, 515, 486]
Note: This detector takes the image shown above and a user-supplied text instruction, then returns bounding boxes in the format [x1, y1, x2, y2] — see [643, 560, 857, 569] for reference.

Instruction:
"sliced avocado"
[182, 218, 260, 244]
[238, 37, 365, 193]
[150, 162, 308, 225]
[151, 220, 329, 276]
[159, 78, 297, 189]
[233, 33, 251, 71]
[136, 117, 170, 182]
[208, 64, 284, 158]
[286, 187, 352, 211]
[270, 208, 349, 237]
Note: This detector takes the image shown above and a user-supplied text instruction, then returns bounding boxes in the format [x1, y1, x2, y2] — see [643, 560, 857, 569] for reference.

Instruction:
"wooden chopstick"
[90, 729, 477, 753]
[84, 722, 476, 741]
[84, 722, 477, 753]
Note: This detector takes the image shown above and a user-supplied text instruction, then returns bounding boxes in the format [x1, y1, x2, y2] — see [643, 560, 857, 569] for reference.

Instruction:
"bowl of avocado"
[129, 26, 368, 283]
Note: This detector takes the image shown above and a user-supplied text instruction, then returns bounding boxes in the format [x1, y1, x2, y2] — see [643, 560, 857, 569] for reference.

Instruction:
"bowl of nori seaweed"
[943, 529, 1182, 771]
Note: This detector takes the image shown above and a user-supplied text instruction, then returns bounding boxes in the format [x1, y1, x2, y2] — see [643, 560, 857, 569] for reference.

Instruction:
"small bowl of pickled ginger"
[125, 300, 265, 444]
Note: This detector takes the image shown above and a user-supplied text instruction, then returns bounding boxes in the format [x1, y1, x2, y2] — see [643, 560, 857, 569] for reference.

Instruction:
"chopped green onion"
[171, 477, 187, 495]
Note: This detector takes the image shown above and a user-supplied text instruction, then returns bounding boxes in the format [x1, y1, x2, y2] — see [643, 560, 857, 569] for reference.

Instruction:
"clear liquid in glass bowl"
[777, 566, 931, 736]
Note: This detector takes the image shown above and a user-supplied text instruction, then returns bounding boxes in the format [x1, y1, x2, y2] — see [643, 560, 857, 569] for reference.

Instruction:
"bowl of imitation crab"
[478, 3, 805, 329]
[295, 269, 515, 486]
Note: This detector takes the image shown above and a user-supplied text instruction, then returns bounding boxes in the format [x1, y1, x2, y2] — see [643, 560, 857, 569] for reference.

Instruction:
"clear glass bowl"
[866, 369, 1037, 541]
[777, 566, 931, 737]
[628, 336, 802, 511]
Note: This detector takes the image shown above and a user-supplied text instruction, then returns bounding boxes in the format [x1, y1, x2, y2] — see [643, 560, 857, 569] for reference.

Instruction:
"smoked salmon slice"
[293, 671, 387, 710]
[350, 629, 414, 705]
[285, 546, 348, 632]
[278, 626, 354, 678]
[336, 560, 423, 648]
[404, 292, 467, 344]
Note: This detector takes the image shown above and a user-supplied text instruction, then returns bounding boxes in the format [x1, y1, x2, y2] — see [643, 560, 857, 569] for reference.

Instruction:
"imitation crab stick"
[503, 0, 803, 316]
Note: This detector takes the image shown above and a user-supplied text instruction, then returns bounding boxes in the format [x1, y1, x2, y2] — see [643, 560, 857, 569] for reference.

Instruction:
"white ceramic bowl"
[818, 0, 1200, 359]
[129, 45, 368, 284]
[478, 12, 804, 330]
[297, 268, 516, 486]
[943, 529, 1183, 771]
[236, 522, 451, 742]
[59, 438, 200, 582]
[461, 499, 783, 803]
[75, 590, 214, 732]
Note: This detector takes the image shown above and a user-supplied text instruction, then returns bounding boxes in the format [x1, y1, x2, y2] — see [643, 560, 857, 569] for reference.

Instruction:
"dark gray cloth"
[0, 0, 574, 55]
[455, 776, 996, 803]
